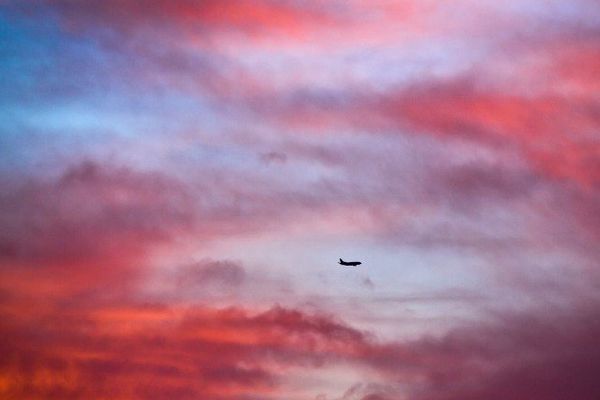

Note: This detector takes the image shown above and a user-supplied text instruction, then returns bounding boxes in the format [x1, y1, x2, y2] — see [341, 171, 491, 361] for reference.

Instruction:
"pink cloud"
[3, 289, 600, 399]
[0, 161, 193, 269]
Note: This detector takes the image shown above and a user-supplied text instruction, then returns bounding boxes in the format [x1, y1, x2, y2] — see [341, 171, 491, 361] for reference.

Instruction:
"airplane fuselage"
[338, 259, 362, 266]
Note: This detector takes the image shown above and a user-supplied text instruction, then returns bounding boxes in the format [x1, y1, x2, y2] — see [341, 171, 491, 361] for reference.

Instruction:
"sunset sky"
[1, 1, 599, 399]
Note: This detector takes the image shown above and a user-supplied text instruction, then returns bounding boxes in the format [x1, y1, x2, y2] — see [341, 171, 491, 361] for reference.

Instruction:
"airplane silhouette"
[338, 258, 362, 266]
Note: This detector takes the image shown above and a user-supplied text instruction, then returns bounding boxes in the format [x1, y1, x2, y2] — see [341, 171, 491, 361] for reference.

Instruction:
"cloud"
[177, 259, 246, 288]
[26, 0, 350, 43]
[405, 300, 600, 400]
[376, 80, 599, 186]
[0, 161, 194, 266]
[0, 302, 373, 399]
[318, 296, 600, 400]
[0, 300, 600, 400]
[260, 151, 288, 165]
[0, 158, 342, 273]
[0, 159, 313, 300]
[361, 277, 375, 290]
[338, 383, 399, 400]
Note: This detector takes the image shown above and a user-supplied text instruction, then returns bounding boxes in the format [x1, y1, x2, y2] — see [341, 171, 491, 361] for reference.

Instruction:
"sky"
[1, 1, 599, 399]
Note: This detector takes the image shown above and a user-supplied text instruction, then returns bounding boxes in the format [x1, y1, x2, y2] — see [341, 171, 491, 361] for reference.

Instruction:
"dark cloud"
[177, 259, 246, 288]
[0, 161, 193, 269]
[409, 301, 600, 400]
[260, 151, 288, 165]
[361, 277, 375, 290]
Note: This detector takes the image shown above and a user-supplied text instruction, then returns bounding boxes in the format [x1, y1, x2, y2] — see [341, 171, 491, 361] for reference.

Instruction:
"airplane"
[338, 258, 362, 266]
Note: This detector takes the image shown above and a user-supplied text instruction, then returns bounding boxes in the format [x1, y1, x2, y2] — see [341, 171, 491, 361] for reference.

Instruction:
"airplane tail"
[339, 258, 343, 263]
